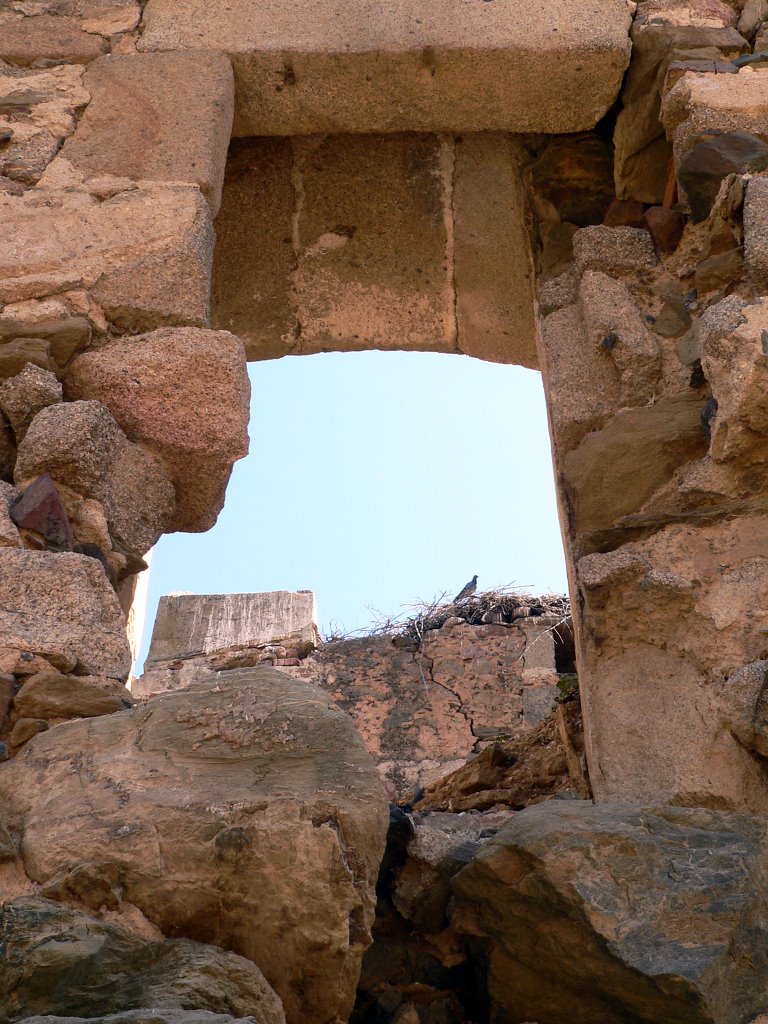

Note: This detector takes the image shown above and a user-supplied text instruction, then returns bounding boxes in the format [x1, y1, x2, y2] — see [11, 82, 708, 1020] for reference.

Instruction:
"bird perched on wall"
[453, 575, 478, 603]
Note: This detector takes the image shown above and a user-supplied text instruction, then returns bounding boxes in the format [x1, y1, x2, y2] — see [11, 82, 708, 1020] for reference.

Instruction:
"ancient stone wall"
[4, 0, 768, 1021]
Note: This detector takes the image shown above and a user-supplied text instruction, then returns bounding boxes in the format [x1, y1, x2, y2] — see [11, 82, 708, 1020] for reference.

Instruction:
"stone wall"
[4, 1, 768, 1021]
[138, 589, 572, 799]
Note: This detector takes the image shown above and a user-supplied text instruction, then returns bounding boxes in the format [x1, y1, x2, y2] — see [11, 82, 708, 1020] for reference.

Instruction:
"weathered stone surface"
[64, 328, 249, 532]
[55, 53, 234, 215]
[453, 134, 537, 368]
[700, 298, 768, 462]
[452, 801, 768, 1024]
[0, 897, 286, 1024]
[0, 12, 107, 66]
[538, 303, 620, 455]
[0, 364, 62, 442]
[0, 63, 89, 186]
[0, 186, 213, 331]
[579, 271, 662, 405]
[745, 174, 768, 291]
[1, 668, 388, 1024]
[0, 297, 92, 369]
[10, 473, 72, 550]
[678, 132, 768, 221]
[0, 548, 130, 678]
[716, 659, 768, 758]
[212, 134, 537, 367]
[563, 394, 708, 538]
[8, 716, 49, 749]
[210, 138, 295, 359]
[0, 338, 53, 379]
[294, 134, 453, 357]
[0, 480, 22, 548]
[143, 591, 319, 670]
[16, 400, 176, 555]
[14, 671, 133, 720]
[695, 244, 744, 292]
[139, 0, 632, 136]
[738, 0, 768, 39]
[573, 225, 658, 277]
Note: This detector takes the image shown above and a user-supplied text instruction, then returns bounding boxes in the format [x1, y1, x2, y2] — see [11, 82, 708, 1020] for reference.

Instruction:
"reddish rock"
[13, 671, 133, 720]
[603, 198, 647, 228]
[8, 717, 48, 749]
[0, 364, 62, 441]
[10, 474, 73, 552]
[644, 204, 686, 253]
[0, 12, 107, 66]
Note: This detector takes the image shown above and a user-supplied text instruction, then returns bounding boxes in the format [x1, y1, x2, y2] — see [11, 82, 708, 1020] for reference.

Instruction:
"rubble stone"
[10, 474, 72, 551]
[0, 12, 107, 66]
[0, 364, 62, 442]
[0, 897, 286, 1024]
[13, 671, 133, 720]
[64, 328, 249, 533]
[573, 225, 658, 276]
[0, 548, 130, 678]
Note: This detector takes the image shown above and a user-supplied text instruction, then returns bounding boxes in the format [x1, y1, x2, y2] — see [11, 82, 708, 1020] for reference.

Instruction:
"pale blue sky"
[138, 351, 567, 668]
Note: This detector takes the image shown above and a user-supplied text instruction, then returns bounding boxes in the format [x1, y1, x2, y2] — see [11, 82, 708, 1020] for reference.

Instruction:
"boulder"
[16, 400, 176, 555]
[678, 132, 768, 222]
[452, 801, 768, 1024]
[64, 329, 249, 532]
[0, 897, 285, 1024]
[0, 364, 62, 442]
[0, 548, 130, 678]
[0, 667, 389, 1024]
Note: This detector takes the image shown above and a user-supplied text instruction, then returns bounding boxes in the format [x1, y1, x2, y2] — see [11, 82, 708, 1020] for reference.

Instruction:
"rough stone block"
[64, 328, 250, 533]
[745, 175, 768, 292]
[55, 53, 234, 215]
[16, 400, 176, 556]
[139, 0, 632, 135]
[453, 134, 537, 368]
[0, 365, 62, 442]
[573, 225, 658, 277]
[145, 591, 319, 668]
[0, 185, 213, 331]
[0, 12, 107, 66]
[0, 548, 130, 678]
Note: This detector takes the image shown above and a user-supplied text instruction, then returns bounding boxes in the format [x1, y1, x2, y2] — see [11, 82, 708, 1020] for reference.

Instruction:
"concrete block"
[55, 53, 234, 215]
[453, 134, 537, 368]
[145, 591, 319, 664]
[0, 185, 213, 331]
[139, 0, 632, 135]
